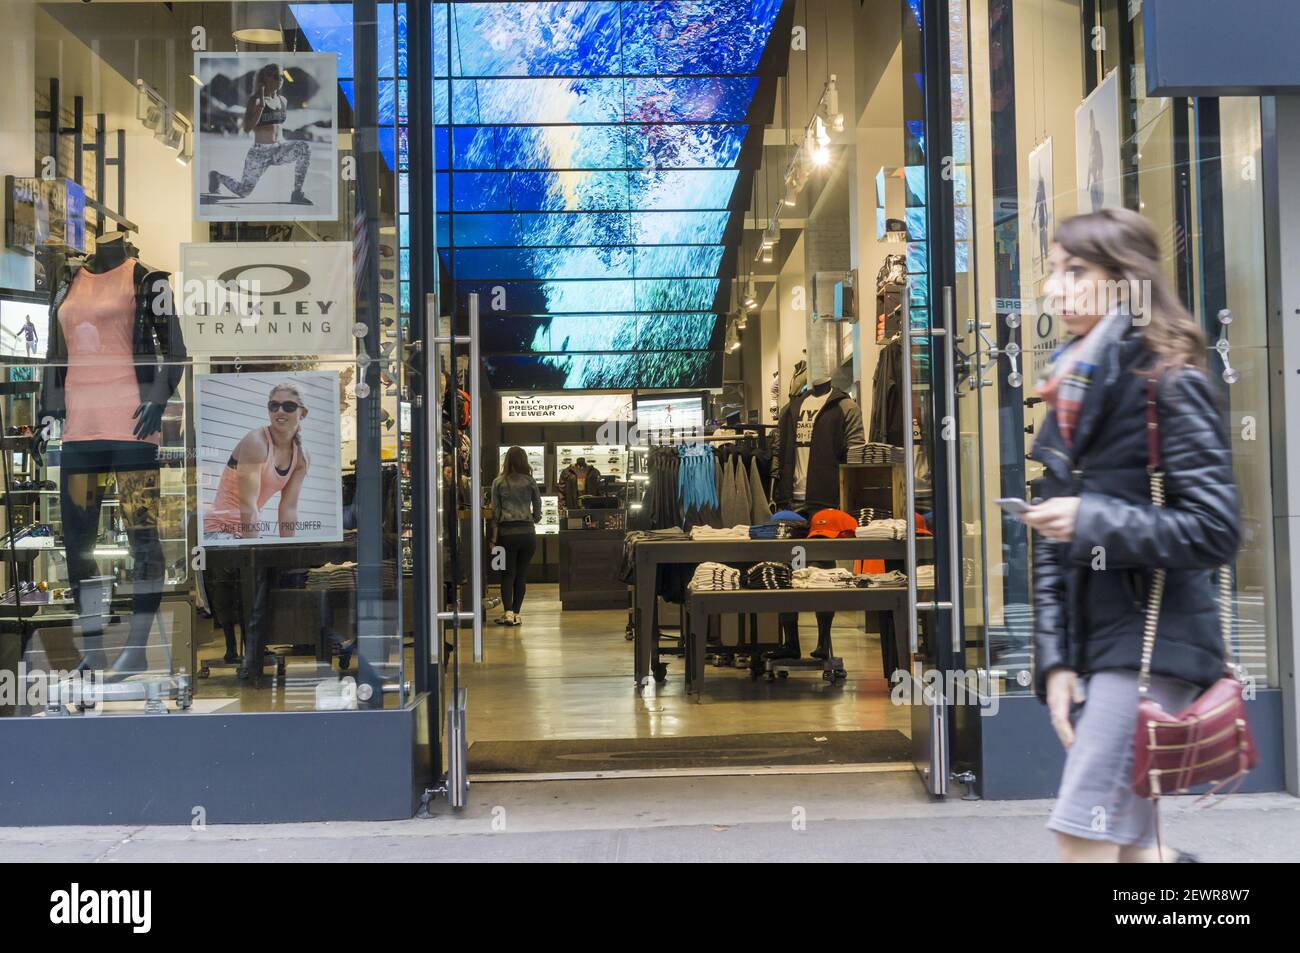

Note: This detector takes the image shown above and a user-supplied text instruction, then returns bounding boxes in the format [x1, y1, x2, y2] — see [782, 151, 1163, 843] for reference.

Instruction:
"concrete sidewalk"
[1, 771, 1296, 862]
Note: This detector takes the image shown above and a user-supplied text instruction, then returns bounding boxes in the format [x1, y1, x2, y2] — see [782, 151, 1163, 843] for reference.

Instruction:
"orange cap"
[807, 508, 859, 539]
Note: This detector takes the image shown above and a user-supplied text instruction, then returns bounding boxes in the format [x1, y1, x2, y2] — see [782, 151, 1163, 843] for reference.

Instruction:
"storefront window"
[959, 0, 1280, 693]
[0, 1, 413, 717]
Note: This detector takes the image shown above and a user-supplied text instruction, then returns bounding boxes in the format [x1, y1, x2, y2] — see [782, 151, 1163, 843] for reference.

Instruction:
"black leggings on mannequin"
[778, 559, 836, 657]
[61, 441, 165, 674]
[775, 505, 836, 658]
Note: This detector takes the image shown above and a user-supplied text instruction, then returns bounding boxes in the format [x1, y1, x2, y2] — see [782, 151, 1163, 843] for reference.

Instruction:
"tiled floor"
[190, 583, 910, 746]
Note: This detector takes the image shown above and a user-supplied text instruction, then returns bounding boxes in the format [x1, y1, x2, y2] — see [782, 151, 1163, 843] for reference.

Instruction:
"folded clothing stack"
[690, 524, 751, 540]
[791, 567, 857, 589]
[846, 443, 902, 465]
[306, 561, 401, 591]
[856, 506, 891, 526]
[854, 518, 908, 539]
[748, 510, 809, 540]
[689, 561, 741, 591]
[858, 569, 908, 588]
[744, 561, 794, 589]
[916, 564, 935, 589]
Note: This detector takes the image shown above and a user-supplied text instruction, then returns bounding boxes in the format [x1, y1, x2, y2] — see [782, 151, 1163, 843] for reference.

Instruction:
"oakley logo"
[217, 263, 311, 297]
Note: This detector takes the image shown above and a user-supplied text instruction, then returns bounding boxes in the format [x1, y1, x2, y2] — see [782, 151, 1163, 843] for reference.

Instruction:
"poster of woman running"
[194, 52, 338, 222]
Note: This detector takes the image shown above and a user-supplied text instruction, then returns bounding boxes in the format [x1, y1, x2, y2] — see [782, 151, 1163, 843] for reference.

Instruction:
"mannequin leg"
[771, 613, 802, 659]
[807, 560, 836, 660]
[60, 467, 107, 672]
[110, 463, 164, 675]
[239, 569, 272, 683]
[811, 612, 835, 660]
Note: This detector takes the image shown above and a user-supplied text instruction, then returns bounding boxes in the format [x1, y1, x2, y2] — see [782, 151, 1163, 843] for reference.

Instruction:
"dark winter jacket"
[772, 386, 866, 512]
[1030, 325, 1240, 700]
[41, 261, 188, 419]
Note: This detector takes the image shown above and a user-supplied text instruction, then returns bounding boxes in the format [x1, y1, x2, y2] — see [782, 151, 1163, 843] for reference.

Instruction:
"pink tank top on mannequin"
[59, 259, 157, 445]
[204, 428, 299, 535]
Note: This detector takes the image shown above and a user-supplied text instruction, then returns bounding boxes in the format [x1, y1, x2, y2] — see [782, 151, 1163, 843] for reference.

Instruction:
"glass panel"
[959, 0, 1278, 696]
[0, 1, 409, 717]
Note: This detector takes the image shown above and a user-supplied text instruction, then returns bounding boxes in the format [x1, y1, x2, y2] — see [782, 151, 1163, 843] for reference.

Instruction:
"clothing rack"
[646, 430, 764, 446]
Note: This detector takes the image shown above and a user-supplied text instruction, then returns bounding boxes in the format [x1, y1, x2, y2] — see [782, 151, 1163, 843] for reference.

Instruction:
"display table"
[683, 585, 922, 695]
[631, 535, 933, 683]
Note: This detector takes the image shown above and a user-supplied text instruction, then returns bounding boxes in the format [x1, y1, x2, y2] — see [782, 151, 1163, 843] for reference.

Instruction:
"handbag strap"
[1137, 377, 1236, 695]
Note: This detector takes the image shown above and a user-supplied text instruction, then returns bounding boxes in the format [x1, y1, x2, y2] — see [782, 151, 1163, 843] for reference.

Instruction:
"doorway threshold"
[470, 762, 915, 783]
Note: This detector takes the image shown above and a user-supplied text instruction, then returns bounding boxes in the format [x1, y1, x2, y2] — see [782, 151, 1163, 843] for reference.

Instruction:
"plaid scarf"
[1037, 311, 1127, 448]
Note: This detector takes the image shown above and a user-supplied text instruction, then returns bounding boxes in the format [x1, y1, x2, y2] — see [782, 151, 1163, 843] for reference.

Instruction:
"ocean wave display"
[294, 1, 787, 391]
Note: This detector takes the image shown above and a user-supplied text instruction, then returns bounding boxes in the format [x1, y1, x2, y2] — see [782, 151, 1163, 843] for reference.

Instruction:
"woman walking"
[491, 446, 542, 626]
[1023, 208, 1240, 863]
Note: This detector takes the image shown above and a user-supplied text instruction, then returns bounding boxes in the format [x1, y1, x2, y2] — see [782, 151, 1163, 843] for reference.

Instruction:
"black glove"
[132, 402, 165, 440]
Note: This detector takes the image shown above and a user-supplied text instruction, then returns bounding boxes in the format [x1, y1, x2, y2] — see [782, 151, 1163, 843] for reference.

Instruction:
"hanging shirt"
[792, 390, 832, 502]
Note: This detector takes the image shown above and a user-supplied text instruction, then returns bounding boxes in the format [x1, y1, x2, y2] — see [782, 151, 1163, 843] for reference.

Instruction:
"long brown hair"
[502, 446, 532, 479]
[1053, 208, 1205, 374]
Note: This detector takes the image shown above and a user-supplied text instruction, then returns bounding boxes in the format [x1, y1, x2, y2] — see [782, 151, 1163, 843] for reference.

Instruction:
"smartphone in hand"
[995, 497, 1030, 520]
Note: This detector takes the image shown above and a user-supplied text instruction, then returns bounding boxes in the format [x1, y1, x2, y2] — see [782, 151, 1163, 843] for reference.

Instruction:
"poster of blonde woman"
[196, 371, 343, 546]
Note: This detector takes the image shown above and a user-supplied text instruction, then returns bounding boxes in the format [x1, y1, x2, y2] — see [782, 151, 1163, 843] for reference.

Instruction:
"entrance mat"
[468, 730, 910, 774]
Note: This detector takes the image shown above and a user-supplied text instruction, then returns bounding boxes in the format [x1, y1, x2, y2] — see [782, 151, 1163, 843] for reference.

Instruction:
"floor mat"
[468, 730, 910, 774]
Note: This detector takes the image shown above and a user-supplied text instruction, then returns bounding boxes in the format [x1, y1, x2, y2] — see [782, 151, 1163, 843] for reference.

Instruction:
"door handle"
[941, 286, 963, 655]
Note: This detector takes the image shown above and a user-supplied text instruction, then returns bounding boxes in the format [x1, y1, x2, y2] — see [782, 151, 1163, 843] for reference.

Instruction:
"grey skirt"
[1047, 669, 1201, 847]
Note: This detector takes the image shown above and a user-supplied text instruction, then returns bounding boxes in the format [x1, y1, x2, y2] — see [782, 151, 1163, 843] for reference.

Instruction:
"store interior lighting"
[232, 2, 285, 44]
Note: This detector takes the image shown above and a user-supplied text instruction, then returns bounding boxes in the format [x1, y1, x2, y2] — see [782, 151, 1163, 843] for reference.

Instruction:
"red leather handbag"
[1130, 380, 1258, 800]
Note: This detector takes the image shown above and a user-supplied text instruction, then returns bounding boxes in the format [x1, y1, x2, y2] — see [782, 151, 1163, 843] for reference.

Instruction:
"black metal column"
[353, 0, 386, 708]
[407, 0, 441, 767]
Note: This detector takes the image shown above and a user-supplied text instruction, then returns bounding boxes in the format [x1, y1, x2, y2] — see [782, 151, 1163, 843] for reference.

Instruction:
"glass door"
[897, 0, 967, 797]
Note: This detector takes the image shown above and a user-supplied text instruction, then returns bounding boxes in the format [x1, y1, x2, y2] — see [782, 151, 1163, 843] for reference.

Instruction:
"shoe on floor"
[511, 614, 523, 626]
[289, 189, 314, 205]
[494, 611, 515, 626]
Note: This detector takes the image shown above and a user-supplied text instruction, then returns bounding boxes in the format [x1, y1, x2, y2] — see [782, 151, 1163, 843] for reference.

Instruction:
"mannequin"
[37, 232, 187, 675]
[770, 366, 866, 661]
[559, 456, 601, 509]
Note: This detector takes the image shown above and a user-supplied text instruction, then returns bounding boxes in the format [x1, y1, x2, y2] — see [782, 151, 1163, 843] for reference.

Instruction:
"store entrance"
[419, 0, 961, 784]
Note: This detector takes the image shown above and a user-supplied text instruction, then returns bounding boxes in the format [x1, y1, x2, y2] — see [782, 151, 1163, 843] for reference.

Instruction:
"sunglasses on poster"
[268, 400, 302, 413]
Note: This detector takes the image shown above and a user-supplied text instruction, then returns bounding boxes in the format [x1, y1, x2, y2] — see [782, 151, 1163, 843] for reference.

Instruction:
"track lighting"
[744, 279, 758, 310]
[825, 75, 844, 132]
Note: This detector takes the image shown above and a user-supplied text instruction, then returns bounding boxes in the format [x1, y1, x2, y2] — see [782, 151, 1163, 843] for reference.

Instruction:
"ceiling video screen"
[293, 1, 788, 391]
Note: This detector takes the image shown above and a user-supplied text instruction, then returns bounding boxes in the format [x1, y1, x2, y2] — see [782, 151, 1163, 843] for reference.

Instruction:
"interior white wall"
[34, 7, 196, 274]
[849, 10, 904, 424]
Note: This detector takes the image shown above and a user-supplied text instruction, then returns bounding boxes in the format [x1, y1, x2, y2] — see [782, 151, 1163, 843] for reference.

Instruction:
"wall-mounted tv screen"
[0, 293, 49, 360]
[635, 393, 706, 434]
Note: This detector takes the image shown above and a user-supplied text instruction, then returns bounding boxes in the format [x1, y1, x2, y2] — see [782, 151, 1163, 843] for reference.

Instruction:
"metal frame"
[1261, 96, 1300, 796]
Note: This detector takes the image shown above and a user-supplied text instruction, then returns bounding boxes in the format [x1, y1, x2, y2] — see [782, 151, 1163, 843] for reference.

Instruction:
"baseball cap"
[808, 508, 858, 539]
[769, 510, 808, 525]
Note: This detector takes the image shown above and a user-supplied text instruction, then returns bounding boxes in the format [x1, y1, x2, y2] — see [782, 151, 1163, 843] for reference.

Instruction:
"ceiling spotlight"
[744, 279, 758, 310]
[825, 74, 845, 132]
[762, 245, 774, 264]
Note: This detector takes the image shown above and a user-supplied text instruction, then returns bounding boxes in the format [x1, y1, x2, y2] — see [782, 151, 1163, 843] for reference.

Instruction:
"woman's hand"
[1023, 496, 1081, 542]
[1046, 668, 1084, 748]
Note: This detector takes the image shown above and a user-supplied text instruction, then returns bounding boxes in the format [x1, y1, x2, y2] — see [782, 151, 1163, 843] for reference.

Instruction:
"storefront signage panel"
[178, 242, 354, 356]
[501, 393, 633, 423]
